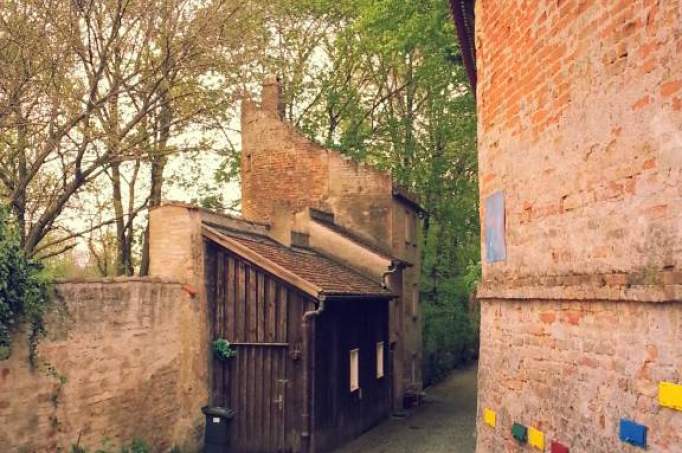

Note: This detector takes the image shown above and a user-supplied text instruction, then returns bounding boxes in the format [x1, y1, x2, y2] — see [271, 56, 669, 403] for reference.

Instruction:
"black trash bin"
[202, 405, 234, 453]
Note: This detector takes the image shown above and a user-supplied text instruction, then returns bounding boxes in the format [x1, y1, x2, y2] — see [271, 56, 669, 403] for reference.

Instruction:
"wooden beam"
[202, 225, 322, 299]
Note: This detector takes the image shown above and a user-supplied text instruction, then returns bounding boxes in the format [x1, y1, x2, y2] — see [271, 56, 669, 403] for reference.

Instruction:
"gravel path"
[334, 363, 478, 453]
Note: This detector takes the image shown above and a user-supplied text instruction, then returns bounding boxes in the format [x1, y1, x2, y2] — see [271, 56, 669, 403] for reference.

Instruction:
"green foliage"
[213, 338, 237, 361]
[0, 205, 51, 363]
[70, 438, 150, 453]
[119, 439, 150, 453]
[276, 0, 480, 385]
[422, 302, 473, 382]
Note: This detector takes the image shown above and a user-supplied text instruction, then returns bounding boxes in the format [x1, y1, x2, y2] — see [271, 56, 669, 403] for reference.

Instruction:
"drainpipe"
[382, 261, 401, 289]
[382, 261, 402, 413]
[301, 294, 326, 453]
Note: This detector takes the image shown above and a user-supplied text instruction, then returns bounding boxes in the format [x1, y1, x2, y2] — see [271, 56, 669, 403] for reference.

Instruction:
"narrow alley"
[334, 364, 478, 453]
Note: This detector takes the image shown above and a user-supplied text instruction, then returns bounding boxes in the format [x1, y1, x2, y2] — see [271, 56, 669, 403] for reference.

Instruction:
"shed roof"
[449, 0, 477, 92]
[203, 225, 393, 299]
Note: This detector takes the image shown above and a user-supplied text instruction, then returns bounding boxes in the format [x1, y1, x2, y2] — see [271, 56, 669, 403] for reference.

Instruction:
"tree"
[0, 0, 264, 274]
[0, 0, 175, 259]
[0, 205, 50, 362]
[252, 0, 480, 383]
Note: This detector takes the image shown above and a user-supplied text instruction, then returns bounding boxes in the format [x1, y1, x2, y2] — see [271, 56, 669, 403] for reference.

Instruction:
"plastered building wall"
[475, 1, 681, 452]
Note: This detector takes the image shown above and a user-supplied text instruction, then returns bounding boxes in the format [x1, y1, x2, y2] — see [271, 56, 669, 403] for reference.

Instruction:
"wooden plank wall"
[205, 242, 312, 453]
[313, 299, 391, 452]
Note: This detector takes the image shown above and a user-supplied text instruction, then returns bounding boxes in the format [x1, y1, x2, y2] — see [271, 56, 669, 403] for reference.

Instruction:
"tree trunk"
[139, 71, 172, 276]
[111, 161, 132, 275]
[12, 106, 28, 245]
[402, 53, 416, 184]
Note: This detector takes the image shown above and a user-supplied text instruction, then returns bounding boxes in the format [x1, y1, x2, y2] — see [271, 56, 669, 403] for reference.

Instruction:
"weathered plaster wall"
[0, 279, 207, 452]
[477, 300, 682, 452]
[475, 1, 681, 451]
[391, 201, 422, 396]
[326, 155, 395, 251]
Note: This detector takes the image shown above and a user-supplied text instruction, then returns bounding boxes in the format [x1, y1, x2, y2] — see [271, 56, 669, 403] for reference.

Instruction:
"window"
[404, 210, 413, 244]
[349, 348, 359, 392]
[245, 153, 252, 171]
[376, 342, 384, 379]
[411, 286, 419, 319]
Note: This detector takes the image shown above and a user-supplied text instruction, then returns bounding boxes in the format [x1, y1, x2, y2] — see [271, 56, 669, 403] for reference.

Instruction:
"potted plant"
[212, 338, 237, 362]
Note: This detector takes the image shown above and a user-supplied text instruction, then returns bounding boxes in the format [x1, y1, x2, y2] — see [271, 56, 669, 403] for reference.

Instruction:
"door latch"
[274, 395, 284, 411]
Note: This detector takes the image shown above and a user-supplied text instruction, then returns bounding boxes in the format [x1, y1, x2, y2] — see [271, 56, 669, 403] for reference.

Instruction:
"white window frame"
[376, 342, 384, 379]
[349, 348, 359, 392]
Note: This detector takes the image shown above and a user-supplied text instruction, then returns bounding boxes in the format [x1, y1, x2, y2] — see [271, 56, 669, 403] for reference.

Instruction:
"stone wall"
[0, 279, 208, 452]
[477, 300, 682, 452]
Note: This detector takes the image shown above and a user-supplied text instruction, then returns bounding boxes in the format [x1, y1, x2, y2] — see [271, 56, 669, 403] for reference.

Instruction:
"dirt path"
[334, 363, 478, 453]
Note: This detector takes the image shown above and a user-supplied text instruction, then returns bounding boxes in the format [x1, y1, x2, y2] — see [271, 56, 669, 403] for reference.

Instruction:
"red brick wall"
[477, 0, 681, 285]
[241, 99, 331, 224]
[475, 2, 681, 451]
[240, 98, 398, 251]
[477, 300, 682, 452]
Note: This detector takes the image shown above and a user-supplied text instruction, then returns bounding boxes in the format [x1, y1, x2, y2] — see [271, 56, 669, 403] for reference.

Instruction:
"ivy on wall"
[0, 205, 51, 364]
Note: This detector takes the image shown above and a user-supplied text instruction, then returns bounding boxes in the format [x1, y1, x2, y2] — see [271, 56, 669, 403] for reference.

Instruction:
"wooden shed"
[203, 225, 394, 453]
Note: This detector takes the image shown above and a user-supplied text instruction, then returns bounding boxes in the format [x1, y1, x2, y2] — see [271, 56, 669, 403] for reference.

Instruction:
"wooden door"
[228, 344, 290, 452]
[209, 250, 296, 452]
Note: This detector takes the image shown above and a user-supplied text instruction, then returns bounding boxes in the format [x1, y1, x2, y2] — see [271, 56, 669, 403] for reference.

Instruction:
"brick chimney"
[261, 74, 284, 119]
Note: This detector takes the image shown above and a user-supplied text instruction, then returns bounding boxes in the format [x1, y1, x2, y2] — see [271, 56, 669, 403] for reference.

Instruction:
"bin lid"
[202, 405, 235, 418]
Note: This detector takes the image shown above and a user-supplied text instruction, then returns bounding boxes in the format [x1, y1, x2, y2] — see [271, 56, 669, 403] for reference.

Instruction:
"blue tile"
[619, 418, 647, 448]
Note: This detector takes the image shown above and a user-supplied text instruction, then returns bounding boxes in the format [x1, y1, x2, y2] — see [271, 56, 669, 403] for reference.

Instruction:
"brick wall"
[240, 96, 397, 250]
[240, 99, 331, 225]
[477, 300, 682, 452]
[477, 0, 681, 285]
[475, 1, 681, 451]
[0, 279, 208, 452]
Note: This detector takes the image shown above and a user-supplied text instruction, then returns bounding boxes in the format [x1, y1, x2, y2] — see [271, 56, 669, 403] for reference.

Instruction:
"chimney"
[291, 231, 310, 248]
[262, 74, 285, 119]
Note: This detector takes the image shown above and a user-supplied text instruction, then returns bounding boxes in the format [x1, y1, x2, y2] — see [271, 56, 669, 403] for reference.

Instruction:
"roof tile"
[213, 230, 391, 297]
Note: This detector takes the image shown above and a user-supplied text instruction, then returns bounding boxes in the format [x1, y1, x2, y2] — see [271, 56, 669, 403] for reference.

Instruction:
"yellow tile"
[483, 408, 496, 428]
[659, 381, 682, 411]
[528, 427, 545, 450]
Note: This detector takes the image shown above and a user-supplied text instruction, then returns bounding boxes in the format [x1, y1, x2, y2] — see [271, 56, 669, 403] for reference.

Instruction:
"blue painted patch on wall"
[484, 191, 507, 262]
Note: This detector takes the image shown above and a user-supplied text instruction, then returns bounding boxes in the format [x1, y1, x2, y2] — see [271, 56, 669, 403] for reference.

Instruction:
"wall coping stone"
[478, 282, 682, 303]
[152, 200, 271, 228]
[54, 276, 183, 285]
